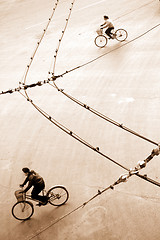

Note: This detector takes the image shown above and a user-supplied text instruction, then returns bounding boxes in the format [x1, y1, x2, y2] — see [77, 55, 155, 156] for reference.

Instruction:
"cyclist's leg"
[105, 27, 114, 38]
[31, 183, 48, 203]
[31, 186, 41, 200]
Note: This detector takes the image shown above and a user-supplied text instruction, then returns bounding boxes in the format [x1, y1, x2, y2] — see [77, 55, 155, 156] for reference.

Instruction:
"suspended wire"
[136, 172, 160, 187]
[25, 145, 160, 239]
[49, 83, 158, 146]
[51, 0, 76, 76]
[48, 0, 156, 79]
[1, 2, 159, 174]
[19, 2, 131, 174]
[53, 23, 160, 78]
[19, 91, 129, 171]
[19, 0, 130, 189]
[0, 78, 60, 95]
[1, 24, 159, 149]
[24, 12, 160, 234]
[19, 78, 160, 175]
[23, 0, 76, 101]
[2, 1, 159, 173]
[21, 0, 59, 87]
[46, 22, 160, 148]
[17, 2, 160, 239]
[1, 23, 159, 96]
[26, 163, 160, 240]
[48, 0, 154, 78]
[9, 2, 160, 238]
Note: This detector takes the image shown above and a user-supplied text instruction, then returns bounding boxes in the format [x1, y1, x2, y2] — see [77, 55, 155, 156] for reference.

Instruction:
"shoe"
[36, 201, 47, 207]
[36, 202, 42, 207]
[41, 201, 48, 205]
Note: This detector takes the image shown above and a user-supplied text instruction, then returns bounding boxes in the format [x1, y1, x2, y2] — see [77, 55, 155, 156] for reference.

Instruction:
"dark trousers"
[105, 27, 114, 38]
[31, 182, 47, 202]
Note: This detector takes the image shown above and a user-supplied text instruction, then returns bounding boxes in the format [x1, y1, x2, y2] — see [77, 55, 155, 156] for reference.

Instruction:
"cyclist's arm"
[20, 176, 29, 187]
[23, 182, 33, 193]
[100, 22, 109, 29]
[100, 22, 105, 27]
[100, 22, 108, 28]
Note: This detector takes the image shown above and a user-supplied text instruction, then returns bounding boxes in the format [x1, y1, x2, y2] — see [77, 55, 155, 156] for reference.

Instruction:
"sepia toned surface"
[0, 0, 160, 239]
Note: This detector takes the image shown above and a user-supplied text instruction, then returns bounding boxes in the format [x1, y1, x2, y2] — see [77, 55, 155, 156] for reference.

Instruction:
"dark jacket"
[22, 170, 44, 192]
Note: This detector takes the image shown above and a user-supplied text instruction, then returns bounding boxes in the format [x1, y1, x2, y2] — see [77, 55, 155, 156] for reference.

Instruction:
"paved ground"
[0, 0, 160, 239]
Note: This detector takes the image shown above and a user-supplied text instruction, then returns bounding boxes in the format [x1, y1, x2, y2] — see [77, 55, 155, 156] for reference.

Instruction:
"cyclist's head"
[22, 167, 30, 174]
[104, 15, 109, 19]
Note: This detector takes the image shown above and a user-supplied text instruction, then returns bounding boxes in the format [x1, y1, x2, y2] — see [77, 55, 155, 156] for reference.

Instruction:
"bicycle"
[95, 28, 128, 48]
[12, 185, 69, 221]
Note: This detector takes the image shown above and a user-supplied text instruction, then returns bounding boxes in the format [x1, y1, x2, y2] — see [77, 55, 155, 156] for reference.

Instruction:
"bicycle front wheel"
[94, 35, 107, 48]
[115, 29, 128, 41]
[47, 186, 69, 206]
[12, 201, 34, 221]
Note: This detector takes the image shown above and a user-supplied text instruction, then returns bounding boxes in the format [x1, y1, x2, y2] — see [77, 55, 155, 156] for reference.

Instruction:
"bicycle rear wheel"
[12, 200, 34, 221]
[115, 29, 128, 41]
[47, 186, 69, 206]
[94, 35, 107, 48]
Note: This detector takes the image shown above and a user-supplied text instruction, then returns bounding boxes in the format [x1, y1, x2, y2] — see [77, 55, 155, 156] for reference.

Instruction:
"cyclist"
[100, 15, 114, 39]
[20, 167, 48, 206]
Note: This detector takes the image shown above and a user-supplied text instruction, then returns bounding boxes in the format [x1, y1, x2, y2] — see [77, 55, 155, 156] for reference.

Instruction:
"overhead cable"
[22, 0, 59, 87]
[49, 83, 158, 146]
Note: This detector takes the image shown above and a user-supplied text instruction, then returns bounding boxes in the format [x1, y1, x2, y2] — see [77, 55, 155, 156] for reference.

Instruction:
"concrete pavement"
[0, 0, 160, 239]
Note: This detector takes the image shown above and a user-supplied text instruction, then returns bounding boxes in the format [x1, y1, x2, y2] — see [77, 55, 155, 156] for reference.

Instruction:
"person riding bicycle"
[20, 167, 48, 205]
[100, 15, 114, 39]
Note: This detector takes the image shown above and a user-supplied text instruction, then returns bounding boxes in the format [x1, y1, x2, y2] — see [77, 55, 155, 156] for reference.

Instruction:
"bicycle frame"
[18, 187, 48, 203]
[25, 194, 41, 203]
